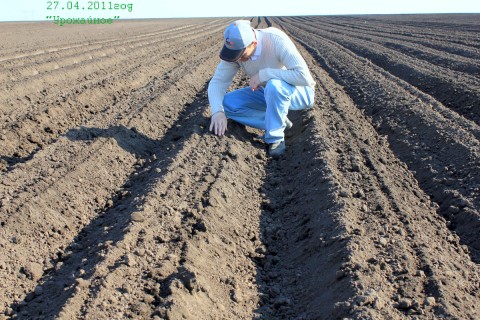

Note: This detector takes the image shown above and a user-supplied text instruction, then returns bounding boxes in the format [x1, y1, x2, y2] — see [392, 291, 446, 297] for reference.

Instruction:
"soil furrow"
[0, 20, 217, 60]
[0, 20, 228, 85]
[288, 16, 480, 60]
[276, 18, 480, 262]
[258, 24, 479, 319]
[0, 43, 220, 217]
[282, 18, 480, 125]
[290, 16, 480, 75]
[0, 30, 222, 315]
[0, 19, 227, 115]
[0, 21, 228, 171]
[312, 16, 480, 50]
[7, 78, 268, 319]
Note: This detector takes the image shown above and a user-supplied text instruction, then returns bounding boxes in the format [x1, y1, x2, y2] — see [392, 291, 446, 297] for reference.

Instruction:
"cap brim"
[220, 45, 245, 62]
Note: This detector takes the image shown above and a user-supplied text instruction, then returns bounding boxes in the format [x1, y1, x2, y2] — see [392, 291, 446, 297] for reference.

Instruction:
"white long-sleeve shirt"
[208, 27, 316, 115]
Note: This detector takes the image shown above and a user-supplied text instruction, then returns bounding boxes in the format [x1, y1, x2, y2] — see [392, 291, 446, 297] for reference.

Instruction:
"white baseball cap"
[220, 20, 256, 62]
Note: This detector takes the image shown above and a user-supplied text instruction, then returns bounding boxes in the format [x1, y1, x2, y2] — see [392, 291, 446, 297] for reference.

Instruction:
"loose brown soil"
[0, 15, 479, 320]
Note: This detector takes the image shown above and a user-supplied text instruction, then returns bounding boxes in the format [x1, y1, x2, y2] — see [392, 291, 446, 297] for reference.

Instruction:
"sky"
[1, 0, 479, 22]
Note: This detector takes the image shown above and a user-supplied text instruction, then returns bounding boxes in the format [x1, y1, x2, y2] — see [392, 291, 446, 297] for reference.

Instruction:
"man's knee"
[264, 79, 292, 99]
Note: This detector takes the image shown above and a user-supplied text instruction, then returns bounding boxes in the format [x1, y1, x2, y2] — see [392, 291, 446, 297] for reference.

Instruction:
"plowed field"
[1, 15, 479, 320]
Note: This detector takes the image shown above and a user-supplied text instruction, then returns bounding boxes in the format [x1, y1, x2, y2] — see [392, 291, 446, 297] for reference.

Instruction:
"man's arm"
[208, 60, 239, 136]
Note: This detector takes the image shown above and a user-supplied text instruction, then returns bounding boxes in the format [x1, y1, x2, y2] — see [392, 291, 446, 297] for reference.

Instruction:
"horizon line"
[1, 12, 479, 23]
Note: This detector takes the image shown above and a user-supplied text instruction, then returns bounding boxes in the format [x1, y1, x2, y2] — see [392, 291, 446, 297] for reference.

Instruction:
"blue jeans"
[223, 79, 314, 143]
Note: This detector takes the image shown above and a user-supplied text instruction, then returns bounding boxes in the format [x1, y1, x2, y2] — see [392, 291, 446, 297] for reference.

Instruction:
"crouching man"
[208, 20, 315, 158]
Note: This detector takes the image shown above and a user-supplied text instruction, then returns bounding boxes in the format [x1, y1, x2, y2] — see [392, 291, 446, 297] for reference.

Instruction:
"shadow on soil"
[1, 147, 42, 173]
[11, 86, 212, 319]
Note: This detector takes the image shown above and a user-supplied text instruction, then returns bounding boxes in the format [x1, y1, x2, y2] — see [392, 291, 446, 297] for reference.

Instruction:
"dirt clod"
[20, 263, 43, 282]
[424, 297, 436, 307]
[398, 298, 412, 309]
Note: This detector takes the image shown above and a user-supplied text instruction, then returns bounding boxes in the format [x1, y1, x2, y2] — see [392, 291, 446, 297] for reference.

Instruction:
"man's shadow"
[65, 125, 160, 158]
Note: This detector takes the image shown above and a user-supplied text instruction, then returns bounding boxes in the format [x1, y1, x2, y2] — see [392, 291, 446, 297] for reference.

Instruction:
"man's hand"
[209, 111, 228, 136]
[250, 73, 260, 91]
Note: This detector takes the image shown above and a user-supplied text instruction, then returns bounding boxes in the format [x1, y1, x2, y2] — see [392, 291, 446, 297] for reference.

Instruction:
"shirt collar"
[250, 30, 262, 61]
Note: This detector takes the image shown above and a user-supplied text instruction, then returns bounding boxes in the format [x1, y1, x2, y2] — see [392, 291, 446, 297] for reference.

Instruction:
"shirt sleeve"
[208, 60, 240, 114]
[258, 34, 315, 87]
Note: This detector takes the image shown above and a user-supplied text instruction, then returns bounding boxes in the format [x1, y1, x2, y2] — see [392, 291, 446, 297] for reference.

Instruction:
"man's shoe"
[285, 117, 293, 130]
[268, 140, 285, 159]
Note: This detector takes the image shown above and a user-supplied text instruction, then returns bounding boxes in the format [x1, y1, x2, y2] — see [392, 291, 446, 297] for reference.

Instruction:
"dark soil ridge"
[360, 14, 480, 35]
[267, 18, 479, 319]
[0, 20, 228, 116]
[276, 17, 480, 264]
[0, 19, 214, 59]
[280, 17, 480, 125]
[0, 38, 224, 218]
[0, 21, 230, 170]
[0, 21, 226, 84]
[0, 23, 223, 315]
[289, 16, 480, 75]
[310, 15, 480, 53]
